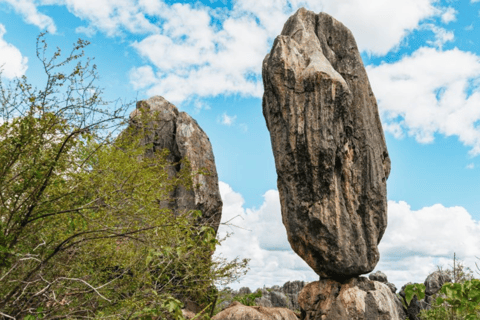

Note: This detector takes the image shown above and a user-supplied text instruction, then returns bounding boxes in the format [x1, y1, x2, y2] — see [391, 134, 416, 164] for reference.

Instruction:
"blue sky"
[1, 0, 480, 291]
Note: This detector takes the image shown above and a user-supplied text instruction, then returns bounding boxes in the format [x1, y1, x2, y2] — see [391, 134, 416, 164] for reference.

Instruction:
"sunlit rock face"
[298, 278, 406, 320]
[262, 8, 391, 280]
[127, 96, 222, 233]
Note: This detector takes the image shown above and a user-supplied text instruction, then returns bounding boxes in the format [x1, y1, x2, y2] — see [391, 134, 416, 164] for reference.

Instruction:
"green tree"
[0, 34, 247, 319]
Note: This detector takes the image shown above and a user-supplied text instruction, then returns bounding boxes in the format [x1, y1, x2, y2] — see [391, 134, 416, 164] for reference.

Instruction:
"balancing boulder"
[262, 8, 390, 280]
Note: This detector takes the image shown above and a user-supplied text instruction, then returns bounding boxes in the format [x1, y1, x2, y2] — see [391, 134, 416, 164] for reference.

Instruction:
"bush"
[0, 34, 247, 320]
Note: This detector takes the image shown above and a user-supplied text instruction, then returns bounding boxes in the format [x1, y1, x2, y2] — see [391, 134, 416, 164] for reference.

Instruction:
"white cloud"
[0, 24, 28, 79]
[466, 163, 475, 169]
[367, 47, 480, 155]
[261, 0, 443, 55]
[424, 24, 454, 49]
[75, 25, 96, 37]
[127, 0, 450, 102]
[441, 7, 457, 23]
[130, 4, 267, 103]
[130, 65, 157, 90]
[62, 0, 159, 36]
[376, 201, 480, 290]
[214, 182, 317, 290]
[215, 183, 480, 292]
[220, 113, 236, 126]
[3, 0, 454, 104]
[2, 0, 56, 33]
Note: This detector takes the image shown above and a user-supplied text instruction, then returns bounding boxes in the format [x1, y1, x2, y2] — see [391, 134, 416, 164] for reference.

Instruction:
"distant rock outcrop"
[212, 301, 298, 320]
[262, 7, 390, 280]
[126, 96, 223, 232]
[299, 277, 406, 320]
[369, 270, 398, 294]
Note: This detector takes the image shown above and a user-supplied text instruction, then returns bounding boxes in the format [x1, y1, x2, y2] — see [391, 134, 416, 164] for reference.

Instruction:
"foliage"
[419, 280, 480, 320]
[403, 283, 426, 308]
[0, 34, 248, 319]
[233, 290, 262, 306]
[419, 255, 480, 320]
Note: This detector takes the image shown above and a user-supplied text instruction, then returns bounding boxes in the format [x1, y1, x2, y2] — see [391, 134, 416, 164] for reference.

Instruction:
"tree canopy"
[0, 34, 247, 320]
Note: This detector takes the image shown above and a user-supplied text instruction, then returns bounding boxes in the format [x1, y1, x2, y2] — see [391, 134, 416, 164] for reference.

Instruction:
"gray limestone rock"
[424, 270, 451, 296]
[386, 282, 397, 294]
[283, 281, 306, 310]
[369, 270, 388, 283]
[126, 96, 222, 232]
[298, 277, 406, 320]
[262, 8, 390, 280]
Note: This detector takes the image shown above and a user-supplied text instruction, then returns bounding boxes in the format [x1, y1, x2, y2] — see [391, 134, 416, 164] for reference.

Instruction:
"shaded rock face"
[262, 8, 390, 280]
[212, 301, 298, 320]
[298, 277, 406, 320]
[127, 96, 222, 232]
[424, 271, 451, 296]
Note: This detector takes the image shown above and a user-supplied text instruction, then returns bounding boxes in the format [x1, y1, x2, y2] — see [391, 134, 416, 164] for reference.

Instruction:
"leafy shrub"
[233, 291, 262, 306]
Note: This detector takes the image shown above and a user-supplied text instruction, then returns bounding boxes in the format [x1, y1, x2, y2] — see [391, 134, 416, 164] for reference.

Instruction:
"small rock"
[238, 287, 252, 295]
[424, 271, 452, 296]
[386, 282, 397, 294]
[369, 270, 388, 283]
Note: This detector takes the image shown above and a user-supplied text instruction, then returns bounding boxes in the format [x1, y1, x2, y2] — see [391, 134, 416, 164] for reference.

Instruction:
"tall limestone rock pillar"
[262, 8, 391, 280]
[126, 96, 223, 233]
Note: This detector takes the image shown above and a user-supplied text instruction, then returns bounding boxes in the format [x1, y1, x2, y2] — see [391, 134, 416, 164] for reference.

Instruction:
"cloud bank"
[215, 182, 480, 291]
[368, 47, 480, 155]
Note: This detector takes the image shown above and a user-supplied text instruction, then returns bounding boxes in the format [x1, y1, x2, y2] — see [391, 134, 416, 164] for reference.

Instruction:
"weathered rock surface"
[369, 270, 397, 294]
[262, 8, 390, 279]
[212, 301, 299, 320]
[127, 96, 222, 232]
[254, 281, 306, 311]
[424, 271, 451, 296]
[298, 277, 406, 320]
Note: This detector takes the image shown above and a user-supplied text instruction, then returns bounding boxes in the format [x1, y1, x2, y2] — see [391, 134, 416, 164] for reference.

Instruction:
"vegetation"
[403, 254, 480, 320]
[0, 34, 247, 319]
[233, 290, 262, 307]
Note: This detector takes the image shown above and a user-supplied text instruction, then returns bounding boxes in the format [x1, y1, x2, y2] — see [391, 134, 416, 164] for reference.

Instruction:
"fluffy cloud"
[215, 183, 480, 291]
[367, 47, 480, 155]
[2, 0, 454, 102]
[130, 4, 267, 103]
[241, 0, 442, 55]
[2, 0, 56, 33]
[220, 113, 236, 126]
[0, 24, 28, 79]
[130, 0, 450, 102]
[424, 24, 454, 48]
[441, 7, 457, 23]
[376, 201, 480, 289]
[214, 182, 317, 290]
[63, 0, 159, 36]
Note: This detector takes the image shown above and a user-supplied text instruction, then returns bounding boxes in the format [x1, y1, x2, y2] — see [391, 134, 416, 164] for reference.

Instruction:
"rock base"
[299, 277, 406, 320]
